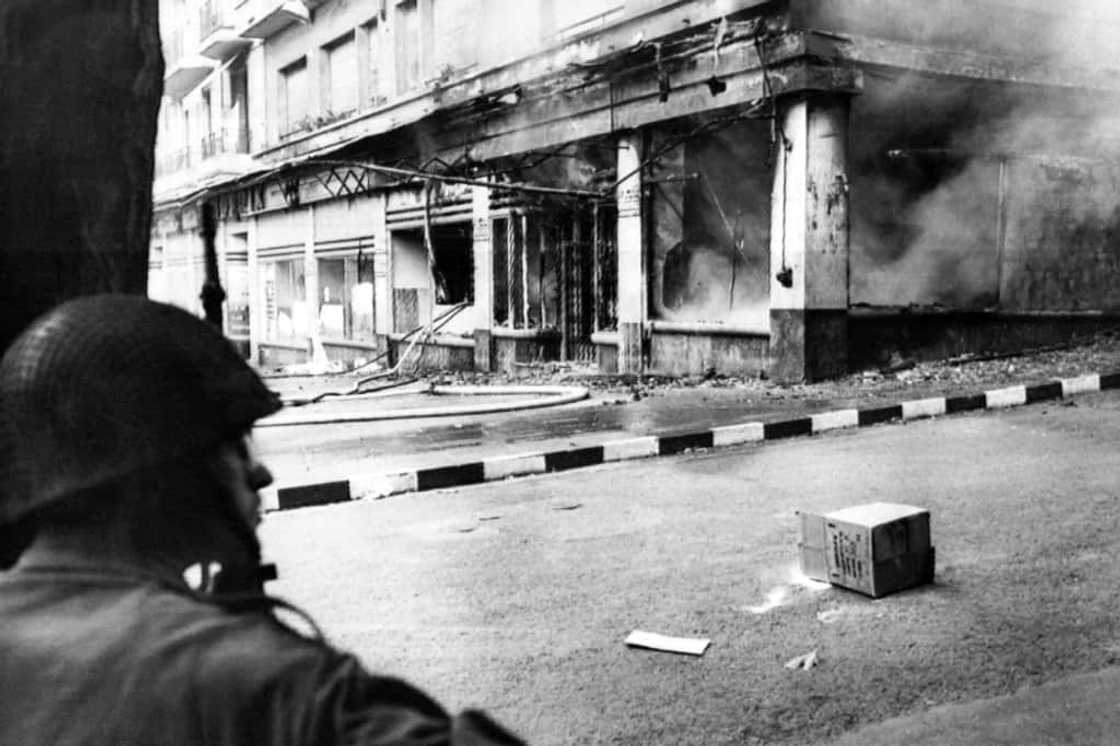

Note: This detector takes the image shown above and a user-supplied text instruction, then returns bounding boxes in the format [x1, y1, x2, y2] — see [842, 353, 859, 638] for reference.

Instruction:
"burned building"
[152, 0, 1120, 383]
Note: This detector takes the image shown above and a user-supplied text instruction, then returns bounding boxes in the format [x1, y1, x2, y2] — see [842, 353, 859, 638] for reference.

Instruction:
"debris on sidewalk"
[784, 649, 819, 671]
[743, 565, 832, 615]
[746, 586, 790, 615]
[625, 630, 710, 656]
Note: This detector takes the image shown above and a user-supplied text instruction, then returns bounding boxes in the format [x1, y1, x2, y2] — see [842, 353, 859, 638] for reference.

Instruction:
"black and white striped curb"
[261, 372, 1118, 513]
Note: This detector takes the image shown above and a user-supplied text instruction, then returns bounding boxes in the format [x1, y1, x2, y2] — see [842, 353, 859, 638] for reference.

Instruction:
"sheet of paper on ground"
[625, 630, 711, 656]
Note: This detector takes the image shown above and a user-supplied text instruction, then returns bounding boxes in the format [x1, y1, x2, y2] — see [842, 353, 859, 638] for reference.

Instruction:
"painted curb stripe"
[1100, 373, 1120, 390]
[985, 385, 1027, 408]
[1061, 374, 1100, 396]
[544, 446, 605, 472]
[351, 472, 417, 499]
[260, 487, 279, 513]
[1025, 381, 1063, 403]
[659, 431, 714, 455]
[483, 453, 548, 481]
[602, 436, 660, 461]
[857, 405, 902, 427]
[604, 432, 663, 461]
[277, 480, 350, 510]
[945, 393, 986, 413]
[764, 417, 813, 440]
[711, 422, 765, 446]
[811, 409, 859, 433]
[902, 397, 947, 420]
[269, 371, 1120, 511]
[417, 462, 485, 491]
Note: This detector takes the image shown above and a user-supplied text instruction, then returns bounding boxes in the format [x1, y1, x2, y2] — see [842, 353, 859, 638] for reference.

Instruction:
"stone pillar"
[471, 183, 493, 371]
[247, 216, 261, 362]
[616, 131, 645, 375]
[768, 94, 850, 383]
[372, 193, 391, 338]
[303, 205, 318, 357]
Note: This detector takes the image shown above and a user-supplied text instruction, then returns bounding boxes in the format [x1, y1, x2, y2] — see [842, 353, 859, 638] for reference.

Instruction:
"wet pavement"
[254, 333, 1120, 487]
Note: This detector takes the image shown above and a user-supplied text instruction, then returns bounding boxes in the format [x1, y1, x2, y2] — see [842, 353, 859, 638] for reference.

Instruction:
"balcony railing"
[200, 128, 250, 159]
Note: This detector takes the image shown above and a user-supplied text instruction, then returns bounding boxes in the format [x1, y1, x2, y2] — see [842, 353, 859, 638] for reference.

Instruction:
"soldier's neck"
[22, 518, 253, 590]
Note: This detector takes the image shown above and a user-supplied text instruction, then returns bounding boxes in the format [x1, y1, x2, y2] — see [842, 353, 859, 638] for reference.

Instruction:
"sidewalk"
[254, 333, 1120, 511]
[824, 666, 1120, 745]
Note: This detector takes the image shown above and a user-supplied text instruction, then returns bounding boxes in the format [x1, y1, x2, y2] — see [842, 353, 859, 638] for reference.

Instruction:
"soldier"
[0, 294, 522, 746]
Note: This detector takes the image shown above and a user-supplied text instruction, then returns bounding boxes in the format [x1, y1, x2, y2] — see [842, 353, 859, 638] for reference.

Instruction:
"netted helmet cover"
[0, 295, 281, 524]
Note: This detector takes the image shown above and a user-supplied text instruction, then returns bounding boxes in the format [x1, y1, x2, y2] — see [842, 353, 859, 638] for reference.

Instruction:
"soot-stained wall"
[850, 75, 1120, 312]
[1001, 159, 1120, 311]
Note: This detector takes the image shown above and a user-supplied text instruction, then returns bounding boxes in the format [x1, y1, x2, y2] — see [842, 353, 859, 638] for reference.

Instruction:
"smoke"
[650, 120, 772, 327]
[660, 243, 769, 327]
[848, 1, 1120, 310]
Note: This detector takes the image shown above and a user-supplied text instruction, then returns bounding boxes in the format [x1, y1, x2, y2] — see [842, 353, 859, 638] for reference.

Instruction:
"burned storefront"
[156, 0, 1120, 384]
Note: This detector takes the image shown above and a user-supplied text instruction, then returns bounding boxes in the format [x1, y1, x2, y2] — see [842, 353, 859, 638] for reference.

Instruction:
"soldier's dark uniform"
[0, 296, 522, 746]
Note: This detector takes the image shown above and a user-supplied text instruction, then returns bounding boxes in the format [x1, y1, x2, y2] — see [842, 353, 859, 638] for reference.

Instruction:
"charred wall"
[850, 75, 1120, 313]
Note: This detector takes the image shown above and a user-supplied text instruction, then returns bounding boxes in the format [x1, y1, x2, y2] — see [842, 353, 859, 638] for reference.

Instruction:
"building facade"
[152, 0, 1120, 382]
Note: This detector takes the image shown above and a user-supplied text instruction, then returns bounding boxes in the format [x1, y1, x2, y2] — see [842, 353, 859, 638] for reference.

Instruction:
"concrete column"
[616, 131, 645, 375]
[372, 192, 391, 337]
[768, 95, 850, 383]
[303, 205, 318, 356]
[471, 183, 493, 371]
[247, 216, 261, 362]
[247, 43, 267, 151]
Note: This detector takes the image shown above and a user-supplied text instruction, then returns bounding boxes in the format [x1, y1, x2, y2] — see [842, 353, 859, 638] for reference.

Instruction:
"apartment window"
[200, 87, 216, 157]
[323, 32, 358, 116]
[364, 19, 387, 105]
[395, 0, 422, 94]
[317, 254, 375, 340]
[227, 62, 250, 152]
[279, 58, 309, 134]
[432, 0, 475, 72]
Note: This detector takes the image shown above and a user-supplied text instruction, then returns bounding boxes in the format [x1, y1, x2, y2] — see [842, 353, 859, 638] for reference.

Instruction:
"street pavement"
[259, 390, 1120, 745]
[254, 361, 1117, 490]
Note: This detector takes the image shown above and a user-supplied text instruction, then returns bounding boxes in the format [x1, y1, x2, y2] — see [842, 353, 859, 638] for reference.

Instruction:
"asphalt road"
[259, 390, 1120, 745]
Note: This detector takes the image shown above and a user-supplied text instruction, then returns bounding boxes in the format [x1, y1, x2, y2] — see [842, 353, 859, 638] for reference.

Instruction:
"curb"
[261, 372, 1118, 513]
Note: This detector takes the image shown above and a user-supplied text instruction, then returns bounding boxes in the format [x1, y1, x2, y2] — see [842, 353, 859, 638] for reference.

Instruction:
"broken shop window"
[391, 224, 473, 334]
[492, 204, 617, 361]
[648, 120, 772, 327]
[262, 257, 308, 344]
[316, 251, 375, 341]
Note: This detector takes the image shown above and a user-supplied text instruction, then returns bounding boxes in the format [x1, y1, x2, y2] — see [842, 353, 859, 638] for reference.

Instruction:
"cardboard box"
[798, 503, 934, 598]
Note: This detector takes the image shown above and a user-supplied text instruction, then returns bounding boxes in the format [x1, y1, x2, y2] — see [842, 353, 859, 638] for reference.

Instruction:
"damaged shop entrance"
[388, 180, 476, 370]
[491, 199, 617, 365]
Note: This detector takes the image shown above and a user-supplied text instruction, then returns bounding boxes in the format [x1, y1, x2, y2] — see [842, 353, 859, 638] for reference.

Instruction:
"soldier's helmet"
[0, 295, 281, 525]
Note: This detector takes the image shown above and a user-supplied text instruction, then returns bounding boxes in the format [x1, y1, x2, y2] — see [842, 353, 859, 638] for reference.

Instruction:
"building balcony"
[164, 55, 218, 100]
[239, 0, 310, 40]
[199, 26, 253, 61]
[200, 128, 250, 159]
[199, 0, 253, 61]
